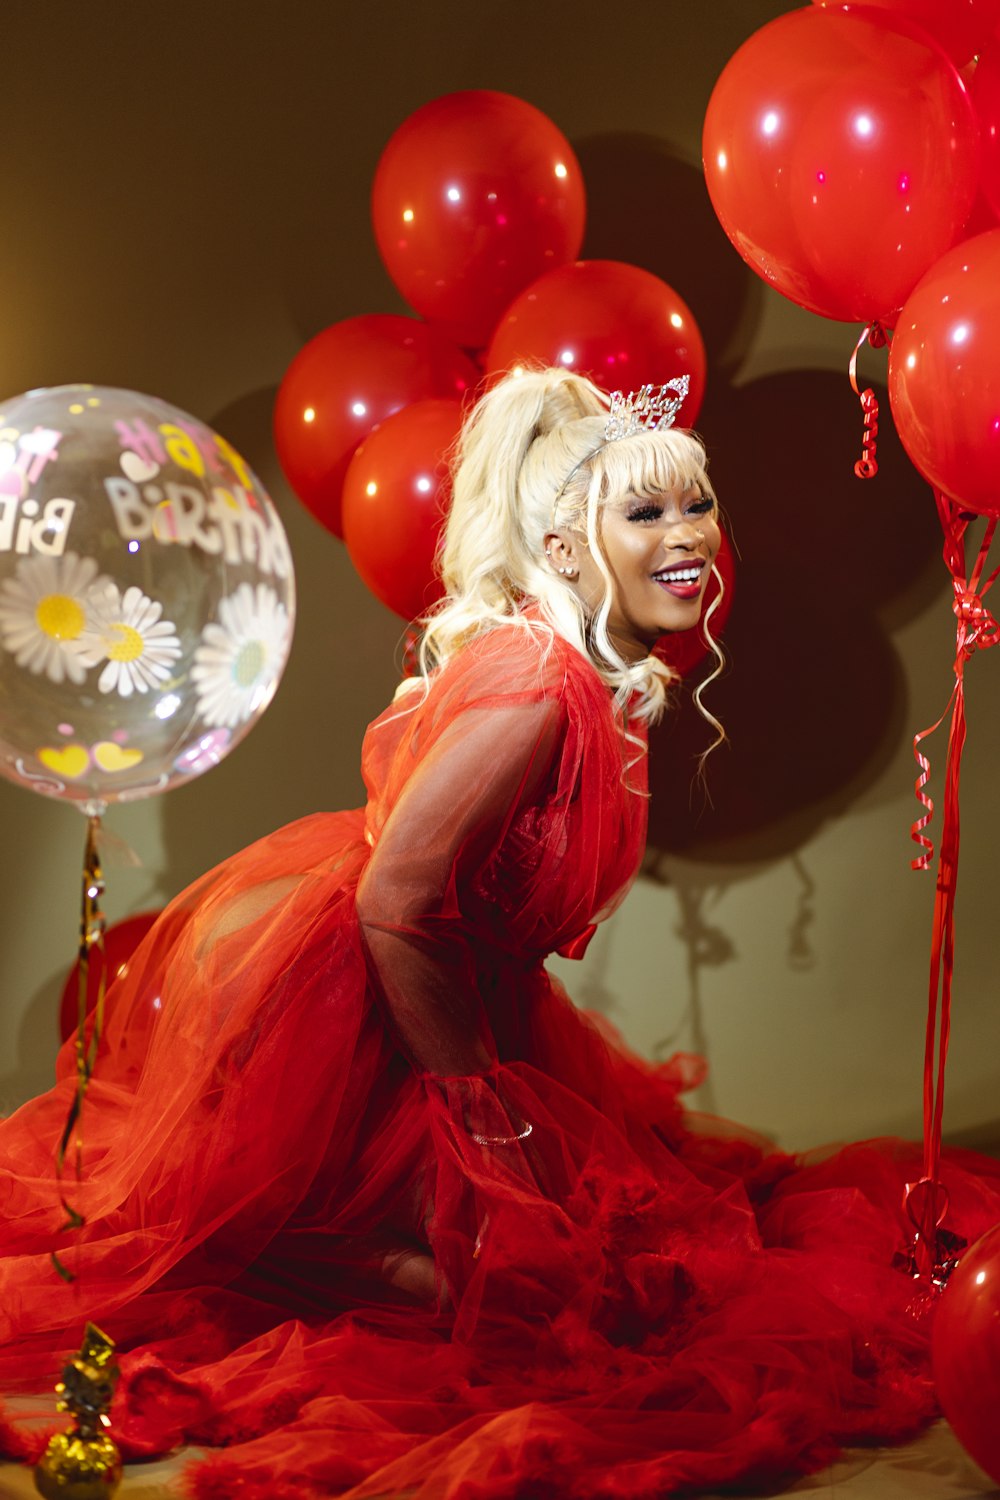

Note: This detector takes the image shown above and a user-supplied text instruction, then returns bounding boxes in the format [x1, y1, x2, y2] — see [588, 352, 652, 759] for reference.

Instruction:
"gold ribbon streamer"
[52, 810, 108, 1283]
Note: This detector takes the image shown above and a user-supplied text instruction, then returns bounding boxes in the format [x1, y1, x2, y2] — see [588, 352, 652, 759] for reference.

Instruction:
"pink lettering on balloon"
[115, 419, 166, 467]
[178, 420, 224, 477]
[17, 427, 62, 483]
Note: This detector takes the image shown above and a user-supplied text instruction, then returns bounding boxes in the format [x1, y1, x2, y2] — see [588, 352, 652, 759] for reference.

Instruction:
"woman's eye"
[626, 504, 664, 524]
[686, 496, 715, 516]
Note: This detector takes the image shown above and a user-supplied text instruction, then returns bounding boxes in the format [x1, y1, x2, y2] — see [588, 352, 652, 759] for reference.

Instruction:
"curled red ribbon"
[906, 495, 999, 1275]
[849, 322, 888, 481]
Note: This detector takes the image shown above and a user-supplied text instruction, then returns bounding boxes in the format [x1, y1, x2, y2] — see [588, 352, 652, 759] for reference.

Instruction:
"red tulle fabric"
[1, 618, 999, 1498]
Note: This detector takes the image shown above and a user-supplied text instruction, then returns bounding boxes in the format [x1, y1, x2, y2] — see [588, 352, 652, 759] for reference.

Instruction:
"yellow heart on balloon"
[93, 741, 144, 773]
[38, 745, 90, 779]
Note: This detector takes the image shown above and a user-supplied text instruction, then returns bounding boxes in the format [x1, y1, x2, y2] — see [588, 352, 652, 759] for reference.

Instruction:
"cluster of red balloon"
[703, 1, 1000, 518]
[274, 89, 716, 670]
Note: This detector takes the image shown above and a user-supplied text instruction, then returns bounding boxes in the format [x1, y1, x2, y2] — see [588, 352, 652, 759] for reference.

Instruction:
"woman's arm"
[355, 694, 561, 1077]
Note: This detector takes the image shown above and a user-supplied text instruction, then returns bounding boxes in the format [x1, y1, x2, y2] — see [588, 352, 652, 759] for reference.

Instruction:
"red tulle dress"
[0, 619, 999, 1498]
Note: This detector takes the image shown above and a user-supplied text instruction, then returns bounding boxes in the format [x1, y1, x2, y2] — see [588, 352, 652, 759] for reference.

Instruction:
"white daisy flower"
[83, 582, 183, 698]
[191, 582, 291, 728]
[0, 551, 108, 685]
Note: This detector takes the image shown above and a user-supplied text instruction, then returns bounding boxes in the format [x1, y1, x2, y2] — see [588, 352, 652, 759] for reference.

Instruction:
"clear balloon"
[486, 261, 705, 426]
[0, 385, 295, 807]
[703, 6, 980, 326]
[342, 399, 463, 621]
[811, 0, 1000, 67]
[888, 228, 1000, 515]
[933, 1222, 1000, 1485]
[273, 315, 478, 538]
[372, 91, 586, 350]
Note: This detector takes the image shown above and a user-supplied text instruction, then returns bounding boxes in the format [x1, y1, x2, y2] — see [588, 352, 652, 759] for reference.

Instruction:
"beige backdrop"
[1, 0, 996, 1153]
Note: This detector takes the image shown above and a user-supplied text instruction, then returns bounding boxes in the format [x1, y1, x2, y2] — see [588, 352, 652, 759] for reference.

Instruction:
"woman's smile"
[650, 556, 707, 599]
[568, 483, 721, 661]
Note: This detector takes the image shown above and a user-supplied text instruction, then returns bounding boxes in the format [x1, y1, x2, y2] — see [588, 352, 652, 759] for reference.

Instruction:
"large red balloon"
[273, 315, 478, 538]
[933, 1223, 1000, 1485]
[486, 261, 706, 427]
[59, 909, 161, 1045]
[342, 399, 463, 621]
[888, 228, 1000, 515]
[703, 6, 980, 326]
[372, 91, 586, 350]
[655, 529, 735, 678]
[812, 0, 1000, 67]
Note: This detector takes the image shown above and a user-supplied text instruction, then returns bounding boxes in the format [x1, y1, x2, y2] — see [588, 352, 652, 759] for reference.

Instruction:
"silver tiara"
[604, 377, 690, 440]
[549, 375, 691, 528]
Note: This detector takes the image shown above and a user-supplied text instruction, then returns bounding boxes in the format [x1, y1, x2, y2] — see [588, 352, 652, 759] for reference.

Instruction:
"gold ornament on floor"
[34, 1323, 122, 1499]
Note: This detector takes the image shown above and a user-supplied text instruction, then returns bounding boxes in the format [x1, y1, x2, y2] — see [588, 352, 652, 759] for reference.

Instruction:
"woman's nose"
[663, 519, 705, 550]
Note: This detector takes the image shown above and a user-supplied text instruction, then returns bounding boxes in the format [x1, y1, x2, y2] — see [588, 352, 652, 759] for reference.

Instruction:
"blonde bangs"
[592, 427, 715, 509]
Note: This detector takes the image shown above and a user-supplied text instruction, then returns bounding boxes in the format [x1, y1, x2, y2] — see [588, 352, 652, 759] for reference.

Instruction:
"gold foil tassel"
[34, 1323, 122, 1498]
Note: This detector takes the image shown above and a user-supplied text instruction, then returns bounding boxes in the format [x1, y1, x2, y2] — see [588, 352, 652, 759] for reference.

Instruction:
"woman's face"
[572, 482, 721, 661]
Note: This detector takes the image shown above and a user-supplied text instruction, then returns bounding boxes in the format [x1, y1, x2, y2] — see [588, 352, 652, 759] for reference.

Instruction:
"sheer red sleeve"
[355, 645, 563, 1078]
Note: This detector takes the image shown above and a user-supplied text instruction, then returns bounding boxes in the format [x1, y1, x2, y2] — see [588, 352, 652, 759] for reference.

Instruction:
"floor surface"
[0, 1422, 996, 1499]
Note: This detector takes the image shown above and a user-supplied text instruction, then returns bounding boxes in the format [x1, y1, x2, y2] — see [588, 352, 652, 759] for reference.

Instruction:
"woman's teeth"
[654, 567, 701, 583]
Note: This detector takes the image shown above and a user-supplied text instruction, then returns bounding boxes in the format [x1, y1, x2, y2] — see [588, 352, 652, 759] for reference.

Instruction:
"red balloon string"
[901, 494, 1000, 1290]
[848, 322, 888, 480]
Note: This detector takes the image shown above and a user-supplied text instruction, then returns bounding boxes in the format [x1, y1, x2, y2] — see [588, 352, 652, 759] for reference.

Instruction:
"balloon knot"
[952, 588, 1000, 650]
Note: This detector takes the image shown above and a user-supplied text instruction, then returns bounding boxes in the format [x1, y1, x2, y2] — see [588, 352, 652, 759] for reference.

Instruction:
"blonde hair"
[406, 366, 724, 731]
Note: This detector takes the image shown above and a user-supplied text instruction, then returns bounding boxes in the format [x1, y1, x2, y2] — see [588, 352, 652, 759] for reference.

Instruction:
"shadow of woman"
[647, 368, 943, 865]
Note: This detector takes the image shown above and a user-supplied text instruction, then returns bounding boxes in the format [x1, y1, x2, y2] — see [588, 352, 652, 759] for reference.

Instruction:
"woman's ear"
[543, 531, 581, 580]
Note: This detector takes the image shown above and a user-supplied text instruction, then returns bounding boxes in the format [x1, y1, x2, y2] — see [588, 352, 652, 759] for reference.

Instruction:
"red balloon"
[372, 91, 586, 350]
[888, 228, 1000, 515]
[972, 35, 1000, 224]
[933, 1222, 1000, 1484]
[59, 909, 161, 1045]
[812, 0, 1000, 67]
[273, 315, 478, 538]
[703, 7, 980, 325]
[486, 261, 706, 427]
[342, 399, 463, 621]
[654, 529, 735, 678]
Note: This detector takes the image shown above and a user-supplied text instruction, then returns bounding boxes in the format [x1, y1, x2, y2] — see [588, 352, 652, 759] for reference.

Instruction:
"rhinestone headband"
[550, 375, 691, 529]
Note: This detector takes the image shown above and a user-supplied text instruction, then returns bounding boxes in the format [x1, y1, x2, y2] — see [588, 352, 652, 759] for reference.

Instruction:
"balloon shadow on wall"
[575, 132, 765, 376]
[156, 386, 404, 898]
[646, 368, 943, 867]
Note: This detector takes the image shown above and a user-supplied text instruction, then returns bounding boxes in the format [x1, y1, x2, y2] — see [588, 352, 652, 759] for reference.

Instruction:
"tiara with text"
[604, 377, 690, 440]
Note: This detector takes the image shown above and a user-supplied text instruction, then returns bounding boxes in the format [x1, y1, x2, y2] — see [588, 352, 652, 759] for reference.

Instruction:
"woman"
[1, 367, 998, 1497]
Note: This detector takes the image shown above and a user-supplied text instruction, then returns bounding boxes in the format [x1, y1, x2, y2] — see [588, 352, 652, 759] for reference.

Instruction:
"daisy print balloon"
[0, 385, 295, 807]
